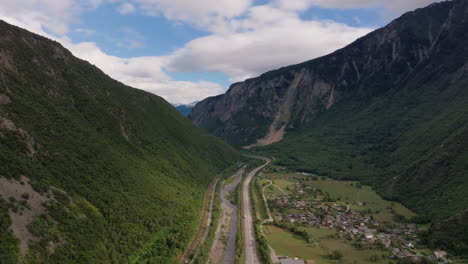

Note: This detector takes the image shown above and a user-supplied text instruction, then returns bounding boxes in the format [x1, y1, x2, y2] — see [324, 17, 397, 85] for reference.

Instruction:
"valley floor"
[256, 167, 465, 264]
[209, 165, 245, 264]
[201, 158, 468, 264]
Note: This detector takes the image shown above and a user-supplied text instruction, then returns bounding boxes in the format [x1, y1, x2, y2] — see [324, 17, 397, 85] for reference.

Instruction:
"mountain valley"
[190, 0, 468, 258]
[1, 0, 468, 263]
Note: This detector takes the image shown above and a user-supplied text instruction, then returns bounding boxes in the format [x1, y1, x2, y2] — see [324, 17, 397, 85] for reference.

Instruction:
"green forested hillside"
[257, 62, 468, 255]
[0, 21, 240, 263]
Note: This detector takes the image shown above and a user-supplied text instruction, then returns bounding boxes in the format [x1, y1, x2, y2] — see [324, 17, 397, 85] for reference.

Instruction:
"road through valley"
[243, 156, 270, 264]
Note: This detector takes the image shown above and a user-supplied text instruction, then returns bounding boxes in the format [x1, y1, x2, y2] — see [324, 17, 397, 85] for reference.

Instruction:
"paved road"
[243, 156, 271, 264]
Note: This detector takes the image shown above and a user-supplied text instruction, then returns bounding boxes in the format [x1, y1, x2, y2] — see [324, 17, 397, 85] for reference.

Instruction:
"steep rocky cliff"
[190, 0, 465, 147]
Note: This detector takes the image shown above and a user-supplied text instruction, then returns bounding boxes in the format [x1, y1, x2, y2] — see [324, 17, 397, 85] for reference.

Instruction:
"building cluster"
[267, 182, 451, 264]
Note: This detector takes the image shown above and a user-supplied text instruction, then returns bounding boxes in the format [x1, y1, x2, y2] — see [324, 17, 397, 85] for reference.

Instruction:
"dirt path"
[271, 184, 288, 195]
[175, 177, 219, 264]
[262, 181, 274, 222]
[336, 201, 350, 213]
[209, 166, 245, 264]
[243, 156, 270, 264]
[260, 181, 280, 264]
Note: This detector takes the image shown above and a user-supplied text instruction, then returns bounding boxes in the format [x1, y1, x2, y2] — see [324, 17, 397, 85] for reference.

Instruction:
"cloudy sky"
[0, 0, 441, 104]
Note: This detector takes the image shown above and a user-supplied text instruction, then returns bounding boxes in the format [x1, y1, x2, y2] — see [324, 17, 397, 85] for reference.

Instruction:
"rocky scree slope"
[0, 20, 240, 264]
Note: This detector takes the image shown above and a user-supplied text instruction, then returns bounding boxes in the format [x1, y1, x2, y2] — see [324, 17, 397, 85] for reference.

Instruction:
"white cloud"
[54, 41, 223, 104]
[155, 0, 443, 82]
[131, 80, 224, 105]
[0, 1, 224, 104]
[129, 0, 253, 32]
[0, 0, 444, 104]
[118, 2, 136, 15]
[273, 0, 440, 13]
[133, 0, 251, 17]
[271, 0, 315, 11]
[0, 14, 222, 104]
[75, 28, 97, 36]
[0, 0, 101, 35]
[168, 5, 372, 82]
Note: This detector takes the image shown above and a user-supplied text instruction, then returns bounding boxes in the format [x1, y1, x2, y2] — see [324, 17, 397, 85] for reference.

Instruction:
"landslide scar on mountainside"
[244, 69, 305, 149]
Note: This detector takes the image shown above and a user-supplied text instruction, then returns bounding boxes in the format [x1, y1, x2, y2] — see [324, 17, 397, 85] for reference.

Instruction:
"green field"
[305, 179, 416, 222]
[300, 226, 335, 240]
[263, 172, 304, 180]
[261, 172, 416, 223]
[264, 225, 330, 263]
[252, 179, 268, 220]
[259, 179, 289, 197]
[264, 225, 388, 264]
[264, 184, 286, 196]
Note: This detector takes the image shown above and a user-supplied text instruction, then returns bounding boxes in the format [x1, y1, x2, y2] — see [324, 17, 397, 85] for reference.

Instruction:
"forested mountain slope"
[190, 0, 468, 256]
[0, 20, 240, 264]
[259, 70, 468, 255]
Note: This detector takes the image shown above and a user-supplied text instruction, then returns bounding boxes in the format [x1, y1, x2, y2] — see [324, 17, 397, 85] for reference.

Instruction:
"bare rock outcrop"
[190, 0, 466, 147]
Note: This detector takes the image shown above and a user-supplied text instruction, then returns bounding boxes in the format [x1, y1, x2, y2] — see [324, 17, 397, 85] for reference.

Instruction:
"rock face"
[190, 0, 467, 147]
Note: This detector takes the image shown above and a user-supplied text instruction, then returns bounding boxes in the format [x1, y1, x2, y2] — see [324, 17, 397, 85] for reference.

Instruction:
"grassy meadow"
[264, 225, 389, 264]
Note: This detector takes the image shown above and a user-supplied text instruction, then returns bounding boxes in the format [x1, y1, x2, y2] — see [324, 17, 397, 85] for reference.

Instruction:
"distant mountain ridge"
[174, 101, 198, 116]
[190, 0, 468, 256]
[0, 20, 239, 263]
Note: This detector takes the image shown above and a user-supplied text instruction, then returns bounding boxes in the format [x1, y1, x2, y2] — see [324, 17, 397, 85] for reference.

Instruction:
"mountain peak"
[189, 0, 467, 147]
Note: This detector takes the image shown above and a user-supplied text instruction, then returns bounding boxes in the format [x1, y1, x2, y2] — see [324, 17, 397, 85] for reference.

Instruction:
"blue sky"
[0, 0, 440, 104]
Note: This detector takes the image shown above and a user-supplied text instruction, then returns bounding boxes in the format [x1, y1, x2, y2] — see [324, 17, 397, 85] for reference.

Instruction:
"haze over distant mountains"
[190, 0, 468, 256]
[174, 101, 199, 116]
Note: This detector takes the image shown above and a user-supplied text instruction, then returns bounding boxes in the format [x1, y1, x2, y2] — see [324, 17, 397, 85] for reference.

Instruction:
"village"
[264, 180, 451, 264]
